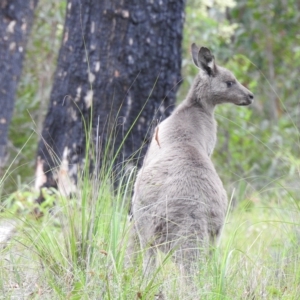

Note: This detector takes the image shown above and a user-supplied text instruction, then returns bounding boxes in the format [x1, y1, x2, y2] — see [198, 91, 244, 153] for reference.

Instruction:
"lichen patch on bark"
[84, 90, 93, 108]
[56, 147, 77, 197]
[35, 157, 47, 190]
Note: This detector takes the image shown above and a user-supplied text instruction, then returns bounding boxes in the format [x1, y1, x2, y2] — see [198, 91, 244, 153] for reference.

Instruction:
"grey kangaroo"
[131, 44, 254, 275]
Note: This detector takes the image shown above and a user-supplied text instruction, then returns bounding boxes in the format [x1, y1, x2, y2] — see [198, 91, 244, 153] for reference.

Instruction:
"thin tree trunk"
[0, 0, 38, 170]
[35, 0, 185, 195]
[266, 32, 278, 122]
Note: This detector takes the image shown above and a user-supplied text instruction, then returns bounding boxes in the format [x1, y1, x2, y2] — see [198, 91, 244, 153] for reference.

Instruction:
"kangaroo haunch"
[131, 44, 254, 274]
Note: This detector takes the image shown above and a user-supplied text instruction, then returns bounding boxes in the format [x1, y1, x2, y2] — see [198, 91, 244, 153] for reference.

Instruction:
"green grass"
[1, 172, 300, 299]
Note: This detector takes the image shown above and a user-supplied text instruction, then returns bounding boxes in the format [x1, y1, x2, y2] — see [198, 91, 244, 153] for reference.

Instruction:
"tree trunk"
[265, 24, 278, 122]
[0, 0, 38, 169]
[35, 0, 185, 195]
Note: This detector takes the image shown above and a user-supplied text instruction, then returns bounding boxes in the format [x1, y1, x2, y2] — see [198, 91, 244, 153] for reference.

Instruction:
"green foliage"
[180, 0, 299, 194]
[231, 0, 300, 113]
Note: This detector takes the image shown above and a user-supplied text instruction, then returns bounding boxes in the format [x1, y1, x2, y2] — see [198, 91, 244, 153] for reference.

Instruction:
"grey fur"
[131, 44, 254, 274]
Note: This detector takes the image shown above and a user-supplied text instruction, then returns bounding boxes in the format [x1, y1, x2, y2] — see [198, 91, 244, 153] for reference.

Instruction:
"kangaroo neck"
[174, 98, 217, 156]
[185, 75, 215, 112]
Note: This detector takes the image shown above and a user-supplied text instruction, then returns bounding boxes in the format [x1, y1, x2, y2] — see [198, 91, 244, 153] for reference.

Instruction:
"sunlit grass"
[0, 172, 300, 299]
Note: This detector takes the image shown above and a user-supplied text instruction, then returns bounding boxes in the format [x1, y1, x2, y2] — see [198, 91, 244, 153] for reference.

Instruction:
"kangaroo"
[131, 44, 254, 276]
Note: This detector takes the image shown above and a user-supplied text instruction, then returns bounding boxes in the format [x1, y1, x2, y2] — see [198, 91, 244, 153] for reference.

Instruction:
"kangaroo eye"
[226, 81, 234, 88]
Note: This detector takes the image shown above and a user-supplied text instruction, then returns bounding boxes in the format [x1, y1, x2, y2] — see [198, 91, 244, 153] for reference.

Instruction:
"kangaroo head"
[191, 43, 254, 107]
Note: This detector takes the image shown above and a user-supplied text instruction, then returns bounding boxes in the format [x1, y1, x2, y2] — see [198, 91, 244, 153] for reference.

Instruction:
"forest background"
[3, 0, 300, 197]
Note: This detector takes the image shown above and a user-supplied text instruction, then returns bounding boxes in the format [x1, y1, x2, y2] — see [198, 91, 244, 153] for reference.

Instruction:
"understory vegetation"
[1, 0, 300, 299]
[1, 169, 299, 299]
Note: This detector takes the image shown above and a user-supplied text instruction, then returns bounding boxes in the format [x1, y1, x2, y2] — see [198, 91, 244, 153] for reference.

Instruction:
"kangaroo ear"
[198, 47, 216, 76]
[191, 43, 200, 67]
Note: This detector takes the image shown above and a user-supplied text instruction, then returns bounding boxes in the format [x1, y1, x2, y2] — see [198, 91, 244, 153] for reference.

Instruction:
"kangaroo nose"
[248, 93, 254, 100]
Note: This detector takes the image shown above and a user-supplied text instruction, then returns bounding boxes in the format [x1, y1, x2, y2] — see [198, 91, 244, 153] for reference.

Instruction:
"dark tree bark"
[35, 0, 185, 194]
[0, 0, 38, 169]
